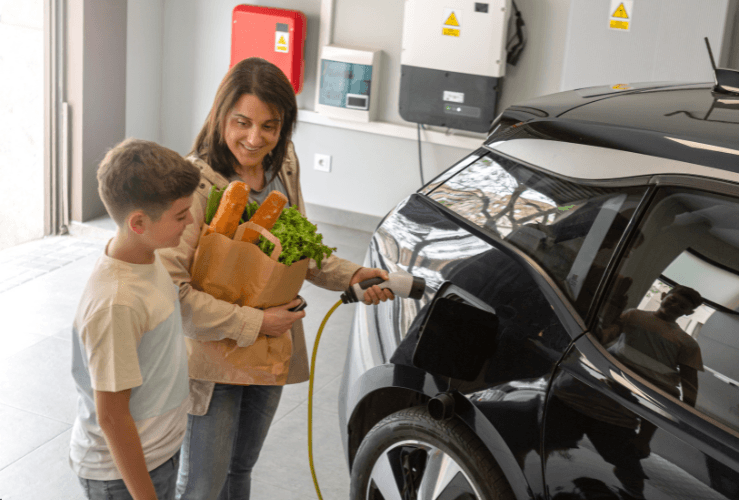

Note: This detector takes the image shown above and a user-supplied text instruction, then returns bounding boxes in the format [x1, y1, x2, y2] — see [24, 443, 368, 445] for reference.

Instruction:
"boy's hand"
[95, 389, 159, 500]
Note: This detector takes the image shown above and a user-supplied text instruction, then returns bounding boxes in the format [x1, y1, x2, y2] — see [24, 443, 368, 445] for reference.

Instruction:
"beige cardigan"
[159, 142, 362, 416]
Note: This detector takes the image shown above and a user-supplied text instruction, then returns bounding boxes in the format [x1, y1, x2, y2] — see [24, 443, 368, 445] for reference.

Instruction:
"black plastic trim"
[585, 186, 658, 328]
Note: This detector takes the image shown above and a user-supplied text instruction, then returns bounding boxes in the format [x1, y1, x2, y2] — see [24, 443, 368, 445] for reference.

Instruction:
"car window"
[594, 187, 739, 434]
[419, 150, 484, 195]
[426, 152, 647, 316]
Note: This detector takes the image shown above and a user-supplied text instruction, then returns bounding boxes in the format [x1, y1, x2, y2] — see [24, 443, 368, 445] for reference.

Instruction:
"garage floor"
[0, 217, 370, 499]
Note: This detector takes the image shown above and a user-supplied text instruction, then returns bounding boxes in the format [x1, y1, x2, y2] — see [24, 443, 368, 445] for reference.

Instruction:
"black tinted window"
[595, 187, 739, 434]
[427, 152, 647, 316]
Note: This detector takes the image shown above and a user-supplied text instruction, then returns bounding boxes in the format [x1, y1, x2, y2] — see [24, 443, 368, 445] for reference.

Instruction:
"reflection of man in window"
[603, 285, 704, 406]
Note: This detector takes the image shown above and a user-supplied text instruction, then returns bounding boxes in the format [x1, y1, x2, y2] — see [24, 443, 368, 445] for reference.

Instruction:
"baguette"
[207, 181, 250, 238]
[241, 190, 289, 243]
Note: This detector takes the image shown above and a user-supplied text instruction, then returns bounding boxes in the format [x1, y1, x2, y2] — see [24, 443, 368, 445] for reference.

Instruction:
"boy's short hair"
[668, 285, 703, 309]
[97, 138, 201, 226]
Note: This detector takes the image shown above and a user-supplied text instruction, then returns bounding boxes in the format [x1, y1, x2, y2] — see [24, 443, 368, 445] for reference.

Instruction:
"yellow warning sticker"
[612, 84, 631, 90]
[609, 20, 629, 30]
[608, 0, 633, 31]
[442, 8, 462, 35]
[612, 3, 628, 18]
[274, 31, 290, 53]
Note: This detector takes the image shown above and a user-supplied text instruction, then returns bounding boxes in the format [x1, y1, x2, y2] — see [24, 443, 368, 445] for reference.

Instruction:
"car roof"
[486, 82, 739, 184]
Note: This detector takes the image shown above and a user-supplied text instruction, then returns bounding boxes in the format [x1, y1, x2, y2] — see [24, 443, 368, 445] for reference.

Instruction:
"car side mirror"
[412, 283, 499, 381]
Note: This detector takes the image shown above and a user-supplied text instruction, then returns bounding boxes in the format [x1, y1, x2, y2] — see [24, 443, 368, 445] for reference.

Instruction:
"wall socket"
[314, 153, 332, 172]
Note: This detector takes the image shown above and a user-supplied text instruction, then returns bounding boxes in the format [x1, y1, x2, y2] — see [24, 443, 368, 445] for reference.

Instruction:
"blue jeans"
[78, 450, 180, 499]
[176, 384, 283, 500]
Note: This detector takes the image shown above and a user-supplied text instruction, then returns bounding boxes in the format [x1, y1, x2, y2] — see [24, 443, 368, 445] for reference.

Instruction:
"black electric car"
[339, 80, 739, 500]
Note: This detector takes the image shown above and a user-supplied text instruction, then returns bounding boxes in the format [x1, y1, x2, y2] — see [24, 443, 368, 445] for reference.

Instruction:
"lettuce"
[257, 206, 336, 268]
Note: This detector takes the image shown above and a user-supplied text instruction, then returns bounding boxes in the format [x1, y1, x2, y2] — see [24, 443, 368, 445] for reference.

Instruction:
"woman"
[159, 57, 394, 499]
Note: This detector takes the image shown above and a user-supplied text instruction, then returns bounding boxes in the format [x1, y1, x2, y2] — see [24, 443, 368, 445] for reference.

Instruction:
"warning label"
[608, 0, 633, 31]
[609, 20, 629, 30]
[442, 8, 462, 37]
[612, 3, 628, 18]
[275, 31, 289, 53]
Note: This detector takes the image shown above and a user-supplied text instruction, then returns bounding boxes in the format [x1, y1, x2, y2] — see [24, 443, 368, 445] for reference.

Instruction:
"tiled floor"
[0, 217, 372, 499]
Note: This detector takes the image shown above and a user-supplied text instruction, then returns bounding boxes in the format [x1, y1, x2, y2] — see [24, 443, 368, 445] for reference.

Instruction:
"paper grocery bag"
[186, 221, 310, 385]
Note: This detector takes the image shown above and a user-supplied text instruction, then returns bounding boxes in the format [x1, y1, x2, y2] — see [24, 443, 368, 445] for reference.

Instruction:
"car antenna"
[704, 37, 739, 94]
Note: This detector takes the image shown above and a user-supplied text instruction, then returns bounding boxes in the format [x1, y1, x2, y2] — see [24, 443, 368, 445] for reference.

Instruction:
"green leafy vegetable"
[257, 206, 336, 268]
[204, 186, 224, 224]
[244, 201, 259, 222]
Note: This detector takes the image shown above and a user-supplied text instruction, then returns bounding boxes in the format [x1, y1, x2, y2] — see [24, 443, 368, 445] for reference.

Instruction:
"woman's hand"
[260, 298, 306, 337]
[349, 268, 396, 305]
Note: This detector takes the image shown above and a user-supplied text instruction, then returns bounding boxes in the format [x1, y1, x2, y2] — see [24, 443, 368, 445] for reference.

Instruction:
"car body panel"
[544, 334, 739, 499]
[339, 81, 739, 500]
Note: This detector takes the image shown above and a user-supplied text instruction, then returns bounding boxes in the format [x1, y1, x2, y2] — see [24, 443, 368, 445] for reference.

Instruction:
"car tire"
[350, 406, 514, 500]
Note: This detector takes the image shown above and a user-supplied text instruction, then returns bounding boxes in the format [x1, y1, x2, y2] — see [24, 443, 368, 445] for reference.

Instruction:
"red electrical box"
[230, 5, 307, 95]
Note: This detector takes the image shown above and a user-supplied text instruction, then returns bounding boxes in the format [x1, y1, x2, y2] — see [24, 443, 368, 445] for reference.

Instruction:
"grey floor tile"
[0, 329, 46, 361]
[0, 252, 99, 338]
[0, 428, 86, 500]
[310, 375, 343, 415]
[0, 336, 78, 425]
[272, 381, 308, 424]
[0, 403, 70, 470]
[253, 405, 350, 499]
[251, 478, 308, 499]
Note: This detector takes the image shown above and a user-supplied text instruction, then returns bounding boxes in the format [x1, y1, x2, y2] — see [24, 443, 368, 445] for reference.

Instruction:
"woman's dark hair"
[191, 57, 298, 183]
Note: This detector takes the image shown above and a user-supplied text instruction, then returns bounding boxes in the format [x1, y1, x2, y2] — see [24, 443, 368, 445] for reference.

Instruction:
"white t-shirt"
[69, 248, 189, 480]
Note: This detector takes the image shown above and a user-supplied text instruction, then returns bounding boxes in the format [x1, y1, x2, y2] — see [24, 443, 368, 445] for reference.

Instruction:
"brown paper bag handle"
[234, 221, 282, 261]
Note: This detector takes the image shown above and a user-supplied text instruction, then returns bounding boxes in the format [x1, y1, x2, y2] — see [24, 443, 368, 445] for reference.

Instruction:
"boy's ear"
[128, 211, 147, 235]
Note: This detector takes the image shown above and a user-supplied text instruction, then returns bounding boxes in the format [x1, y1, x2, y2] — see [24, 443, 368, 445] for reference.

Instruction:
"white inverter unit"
[399, 0, 511, 132]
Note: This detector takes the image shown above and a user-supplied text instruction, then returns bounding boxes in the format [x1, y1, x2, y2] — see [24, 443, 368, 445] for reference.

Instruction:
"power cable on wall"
[506, 0, 526, 66]
[417, 123, 425, 186]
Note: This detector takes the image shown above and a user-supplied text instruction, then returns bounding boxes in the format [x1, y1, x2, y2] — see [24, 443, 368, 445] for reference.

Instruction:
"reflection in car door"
[543, 185, 739, 500]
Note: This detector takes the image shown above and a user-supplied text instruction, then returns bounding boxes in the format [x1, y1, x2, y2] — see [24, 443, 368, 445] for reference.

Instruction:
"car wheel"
[350, 406, 514, 500]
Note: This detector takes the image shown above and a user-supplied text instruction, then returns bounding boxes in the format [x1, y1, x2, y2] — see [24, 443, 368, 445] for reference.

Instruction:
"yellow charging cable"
[308, 299, 344, 500]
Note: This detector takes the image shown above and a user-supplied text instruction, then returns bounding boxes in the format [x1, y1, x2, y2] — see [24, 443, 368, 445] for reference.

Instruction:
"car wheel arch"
[347, 363, 534, 500]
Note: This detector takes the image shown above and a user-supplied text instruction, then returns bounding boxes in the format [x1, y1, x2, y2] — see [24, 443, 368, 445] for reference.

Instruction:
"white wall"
[66, 0, 127, 222]
[124, 0, 735, 226]
[125, 0, 163, 142]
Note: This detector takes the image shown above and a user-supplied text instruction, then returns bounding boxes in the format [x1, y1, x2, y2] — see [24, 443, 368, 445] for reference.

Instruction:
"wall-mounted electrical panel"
[399, 0, 510, 132]
[231, 5, 307, 94]
[316, 45, 381, 122]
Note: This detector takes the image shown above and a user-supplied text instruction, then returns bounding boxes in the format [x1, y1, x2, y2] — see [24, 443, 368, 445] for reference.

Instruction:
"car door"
[543, 183, 739, 500]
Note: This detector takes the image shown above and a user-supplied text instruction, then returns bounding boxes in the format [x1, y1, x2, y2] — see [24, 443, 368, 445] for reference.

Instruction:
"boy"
[69, 138, 200, 499]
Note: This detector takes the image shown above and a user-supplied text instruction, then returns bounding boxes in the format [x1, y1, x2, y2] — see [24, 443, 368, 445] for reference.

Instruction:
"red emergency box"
[230, 5, 307, 95]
